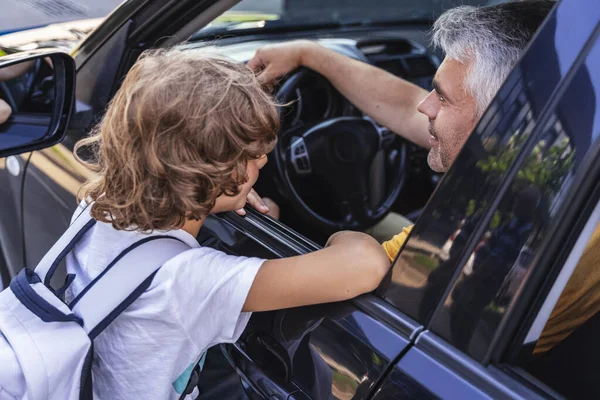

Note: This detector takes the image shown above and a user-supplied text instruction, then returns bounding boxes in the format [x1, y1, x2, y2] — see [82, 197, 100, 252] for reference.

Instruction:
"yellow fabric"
[534, 224, 600, 354]
[0, 49, 6, 57]
[382, 225, 414, 262]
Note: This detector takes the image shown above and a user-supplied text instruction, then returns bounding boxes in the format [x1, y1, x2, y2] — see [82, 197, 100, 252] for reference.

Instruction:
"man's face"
[418, 58, 479, 173]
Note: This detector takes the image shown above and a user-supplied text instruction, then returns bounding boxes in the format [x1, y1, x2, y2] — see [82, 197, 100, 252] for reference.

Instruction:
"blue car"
[0, 0, 598, 398]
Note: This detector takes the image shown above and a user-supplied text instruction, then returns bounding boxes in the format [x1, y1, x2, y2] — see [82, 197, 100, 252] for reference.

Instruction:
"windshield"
[195, 0, 503, 37]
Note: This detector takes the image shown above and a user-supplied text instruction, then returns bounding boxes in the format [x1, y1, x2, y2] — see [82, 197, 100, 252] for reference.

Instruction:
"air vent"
[404, 56, 436, 78]
[357, 39, 414, 56]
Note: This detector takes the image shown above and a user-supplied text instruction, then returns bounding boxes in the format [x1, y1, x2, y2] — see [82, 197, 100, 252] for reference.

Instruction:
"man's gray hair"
[431, 1, 554, 115]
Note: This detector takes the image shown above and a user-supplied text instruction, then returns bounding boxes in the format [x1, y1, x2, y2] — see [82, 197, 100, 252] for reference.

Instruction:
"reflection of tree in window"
[446, 123, 576, 355]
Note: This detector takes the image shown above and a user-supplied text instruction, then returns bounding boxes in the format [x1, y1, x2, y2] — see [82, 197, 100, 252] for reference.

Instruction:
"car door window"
[427, 28, 600, 361]
[379, 0, 598, 325]
[380, 72, 542, 324]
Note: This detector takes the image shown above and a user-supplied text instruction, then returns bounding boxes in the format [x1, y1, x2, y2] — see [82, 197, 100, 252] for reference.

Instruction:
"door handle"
[221, 337, 307, 400]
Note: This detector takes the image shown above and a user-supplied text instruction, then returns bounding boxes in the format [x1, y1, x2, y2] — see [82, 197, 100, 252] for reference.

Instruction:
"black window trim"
[481, 171, 600, 399]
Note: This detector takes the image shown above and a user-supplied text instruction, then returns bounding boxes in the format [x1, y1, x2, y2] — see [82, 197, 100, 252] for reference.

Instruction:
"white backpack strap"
[69, 236, 190, 338]
[35, 205, 95, 285]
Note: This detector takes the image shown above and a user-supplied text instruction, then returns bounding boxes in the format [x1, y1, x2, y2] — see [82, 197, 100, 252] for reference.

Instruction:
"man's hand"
[236, 188, 280, 220]
[248, 40, 316, 84]
[249, 39, 430, 149]
[0, 99, 11, 124]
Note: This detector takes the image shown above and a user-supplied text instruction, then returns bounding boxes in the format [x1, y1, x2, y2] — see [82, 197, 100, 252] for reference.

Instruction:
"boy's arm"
[248, 40, 431, 149]
[243, 231, 390, 312]
[0, 60, 34, 82]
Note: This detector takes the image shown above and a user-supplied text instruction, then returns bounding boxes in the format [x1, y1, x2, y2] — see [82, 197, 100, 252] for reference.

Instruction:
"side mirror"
[0, 52, 75, 158]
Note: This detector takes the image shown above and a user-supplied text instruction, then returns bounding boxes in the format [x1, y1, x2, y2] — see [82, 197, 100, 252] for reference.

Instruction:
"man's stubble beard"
[427, 124, 448, 173]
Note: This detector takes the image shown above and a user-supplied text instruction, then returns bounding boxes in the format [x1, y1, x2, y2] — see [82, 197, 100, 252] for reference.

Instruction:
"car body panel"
[0, 153, 27, 286]
[212, 296, 421, 399]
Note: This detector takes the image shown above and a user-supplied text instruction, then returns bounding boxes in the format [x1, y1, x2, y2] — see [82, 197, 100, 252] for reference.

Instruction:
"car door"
[374, 0, 600, 397]
[0, 152, 26, 289]
[189, 206, 421, 400]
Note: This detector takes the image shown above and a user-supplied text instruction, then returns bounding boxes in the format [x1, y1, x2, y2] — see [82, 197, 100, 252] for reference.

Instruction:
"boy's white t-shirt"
[65, 207, 264, 399]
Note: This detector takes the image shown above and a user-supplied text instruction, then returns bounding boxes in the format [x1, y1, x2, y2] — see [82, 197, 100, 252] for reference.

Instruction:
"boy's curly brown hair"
[74, 48, 279, 231]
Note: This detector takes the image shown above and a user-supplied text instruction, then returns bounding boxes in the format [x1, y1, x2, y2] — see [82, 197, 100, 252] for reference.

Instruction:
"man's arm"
[0, 60, 34, 82]
[248, 40, 431, 149]
[0, 99, 11, 124]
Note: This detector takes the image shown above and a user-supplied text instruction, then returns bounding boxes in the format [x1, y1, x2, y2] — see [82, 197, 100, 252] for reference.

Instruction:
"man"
[248, 0, 555, 261]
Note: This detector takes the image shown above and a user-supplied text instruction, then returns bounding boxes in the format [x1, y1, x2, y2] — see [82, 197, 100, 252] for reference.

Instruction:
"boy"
[70, 48, 390, 399]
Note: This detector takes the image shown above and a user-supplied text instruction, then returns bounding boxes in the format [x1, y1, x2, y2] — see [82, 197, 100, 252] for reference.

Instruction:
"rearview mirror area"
[0, 52, 75, 158]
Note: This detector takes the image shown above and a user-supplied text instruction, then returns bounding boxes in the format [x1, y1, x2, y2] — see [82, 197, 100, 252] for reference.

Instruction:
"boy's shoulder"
[71, 202, 200, 249]
[70, 203, 263, 283]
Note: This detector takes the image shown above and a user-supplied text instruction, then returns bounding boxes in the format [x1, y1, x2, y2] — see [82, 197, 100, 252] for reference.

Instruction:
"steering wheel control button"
[290, 138, 312, 175]
[294, 144, 306, 156]
[364, 116, 395, 148]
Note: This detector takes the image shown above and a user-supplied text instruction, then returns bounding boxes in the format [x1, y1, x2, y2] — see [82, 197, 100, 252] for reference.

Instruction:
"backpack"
[0, 208, 191, 399]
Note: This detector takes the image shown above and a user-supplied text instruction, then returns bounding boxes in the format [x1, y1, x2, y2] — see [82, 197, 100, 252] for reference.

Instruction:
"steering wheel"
[274, 68, 406, 232]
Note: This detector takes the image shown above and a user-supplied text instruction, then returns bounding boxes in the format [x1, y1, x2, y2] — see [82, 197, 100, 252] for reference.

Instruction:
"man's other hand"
[0, 99, 11, 124]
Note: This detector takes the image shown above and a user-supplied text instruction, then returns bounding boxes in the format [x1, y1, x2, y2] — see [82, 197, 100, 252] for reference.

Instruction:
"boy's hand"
[236, 189, 280, 220]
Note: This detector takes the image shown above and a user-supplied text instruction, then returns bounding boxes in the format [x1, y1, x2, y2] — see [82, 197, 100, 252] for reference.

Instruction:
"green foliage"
[477, 136, 573, 196]
[413, 253, 439, 271]
[470, 132, 574, 223]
